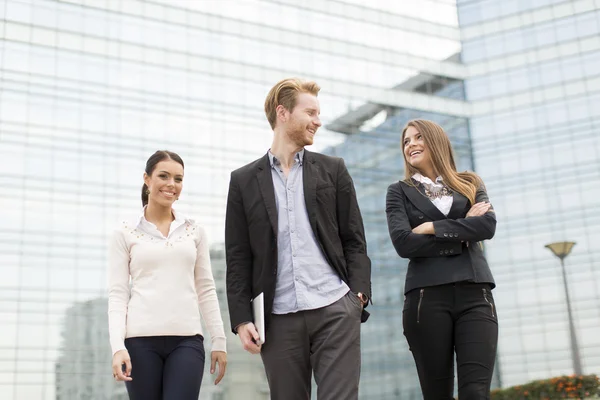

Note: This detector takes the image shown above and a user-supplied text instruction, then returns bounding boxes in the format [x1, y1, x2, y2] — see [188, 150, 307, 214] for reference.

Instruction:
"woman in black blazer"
[386, 119, 498, 400]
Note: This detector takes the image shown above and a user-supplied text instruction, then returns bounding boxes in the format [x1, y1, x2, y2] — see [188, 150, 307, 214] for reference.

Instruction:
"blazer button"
[418, 215, 424, 219]
[444, 233, 448, 237]
[454, 233, 459, 237]
[450, 249, 454, 254]
[439, 250, 444, 255]
[444, 250, 449, 254]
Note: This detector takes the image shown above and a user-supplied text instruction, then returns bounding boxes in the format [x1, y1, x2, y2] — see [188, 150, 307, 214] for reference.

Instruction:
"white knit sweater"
[107, 211, 226, 356]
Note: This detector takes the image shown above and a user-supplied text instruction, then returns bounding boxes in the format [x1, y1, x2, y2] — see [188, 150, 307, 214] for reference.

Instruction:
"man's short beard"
[287, 121, 312, 147]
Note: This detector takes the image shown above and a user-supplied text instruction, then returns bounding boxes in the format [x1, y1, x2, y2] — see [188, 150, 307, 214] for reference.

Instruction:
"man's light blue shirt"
[268, 150, 349, 314]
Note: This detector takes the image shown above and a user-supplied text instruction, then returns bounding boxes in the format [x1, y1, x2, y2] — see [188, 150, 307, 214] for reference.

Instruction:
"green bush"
[491, 375, 600, 399]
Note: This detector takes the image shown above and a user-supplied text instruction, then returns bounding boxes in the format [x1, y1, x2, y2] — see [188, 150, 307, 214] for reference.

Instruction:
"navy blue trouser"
[124, 335, 205, 400]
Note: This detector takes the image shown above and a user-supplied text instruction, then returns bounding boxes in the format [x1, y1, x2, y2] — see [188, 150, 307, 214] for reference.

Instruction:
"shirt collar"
[412, 173, 444, 187]
[137, 206, 189, 228]
[268, 149, 304, 168]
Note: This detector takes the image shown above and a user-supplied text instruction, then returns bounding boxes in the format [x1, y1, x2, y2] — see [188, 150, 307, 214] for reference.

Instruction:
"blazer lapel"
[302, 150, 319, 236]
[447, 190, 469, 220]
[400, 180, 447, 220]
[256, 153, 278, 236]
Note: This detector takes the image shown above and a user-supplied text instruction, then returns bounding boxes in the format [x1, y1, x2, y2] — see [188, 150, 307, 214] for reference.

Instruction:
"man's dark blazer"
[386, 179, 496, 294]
[225, 149, 372, 334]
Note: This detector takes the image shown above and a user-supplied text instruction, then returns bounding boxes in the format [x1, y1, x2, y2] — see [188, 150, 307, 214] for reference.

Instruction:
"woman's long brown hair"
[402, 119, 481, 205]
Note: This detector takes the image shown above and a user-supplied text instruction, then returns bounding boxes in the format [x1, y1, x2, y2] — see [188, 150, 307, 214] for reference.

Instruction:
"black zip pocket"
[417, 288, 424, 324]
[483, 288, 495, 318]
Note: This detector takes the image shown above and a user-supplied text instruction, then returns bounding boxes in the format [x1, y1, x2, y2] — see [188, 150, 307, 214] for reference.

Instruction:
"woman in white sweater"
[108, 150, 227, 399]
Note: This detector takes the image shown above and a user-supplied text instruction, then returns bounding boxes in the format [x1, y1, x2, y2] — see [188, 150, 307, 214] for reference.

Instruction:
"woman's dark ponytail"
[141, 183, 149, 206]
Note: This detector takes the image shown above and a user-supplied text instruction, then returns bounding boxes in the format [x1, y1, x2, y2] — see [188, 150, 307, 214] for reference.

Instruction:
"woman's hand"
[112, 349, 132, 381]
[211, 351, 227, 385]
[412, 222, 434, 235]
[466, 202, 491, 217]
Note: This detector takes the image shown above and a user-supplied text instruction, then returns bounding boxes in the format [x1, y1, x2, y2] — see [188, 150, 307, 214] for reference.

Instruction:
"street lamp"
[544, 241, 582, 376]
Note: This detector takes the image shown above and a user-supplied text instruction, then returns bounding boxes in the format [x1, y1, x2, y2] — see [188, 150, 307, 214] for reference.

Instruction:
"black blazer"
[386, 179, 496, 294]
[225, 150, 372, 334]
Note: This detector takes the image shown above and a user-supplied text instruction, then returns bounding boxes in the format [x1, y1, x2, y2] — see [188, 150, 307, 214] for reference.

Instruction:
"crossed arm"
[386, 183, 496, 259]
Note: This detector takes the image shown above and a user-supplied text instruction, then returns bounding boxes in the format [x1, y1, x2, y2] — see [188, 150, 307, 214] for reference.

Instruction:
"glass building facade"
[457, 0, 600, 388]
[0, 0, 462, 399]
[5, 0, 598, 398]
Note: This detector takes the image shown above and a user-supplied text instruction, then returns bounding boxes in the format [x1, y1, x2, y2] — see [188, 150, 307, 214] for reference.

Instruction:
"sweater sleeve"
[194, 226, 227, 353]
[107, 228, 130, 356]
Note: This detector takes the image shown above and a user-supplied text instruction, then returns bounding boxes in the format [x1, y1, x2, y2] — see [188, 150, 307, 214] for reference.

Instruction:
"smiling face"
[283, 92, 322, 147]
[143, 159, 184, 207]
[403, 125, 433, 173]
